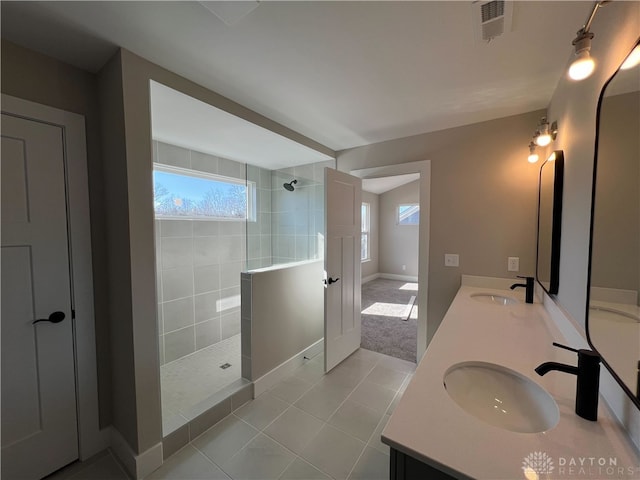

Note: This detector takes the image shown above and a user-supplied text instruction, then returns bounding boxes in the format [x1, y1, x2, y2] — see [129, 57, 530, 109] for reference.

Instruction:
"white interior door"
[1, 113, 79, 479]
[324, 167, 362, 372]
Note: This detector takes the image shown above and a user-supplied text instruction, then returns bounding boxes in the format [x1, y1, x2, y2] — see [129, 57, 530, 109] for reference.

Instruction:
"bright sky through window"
[153, 165, 251, 220]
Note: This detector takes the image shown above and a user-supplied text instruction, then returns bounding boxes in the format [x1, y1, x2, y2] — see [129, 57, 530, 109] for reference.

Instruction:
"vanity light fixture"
[534, 116, 557, 147]
[620, 44, 640, 70]
[527, 142, 539, 163]
[568, 1, 609, 81]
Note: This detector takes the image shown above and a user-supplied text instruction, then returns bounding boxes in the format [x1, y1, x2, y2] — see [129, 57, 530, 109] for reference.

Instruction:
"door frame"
[1, 94, 109, 459]
[350, 160, 431, 363]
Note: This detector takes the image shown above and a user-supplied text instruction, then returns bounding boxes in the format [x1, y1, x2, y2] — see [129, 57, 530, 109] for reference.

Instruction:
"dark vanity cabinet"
[390, 448, 462, 480]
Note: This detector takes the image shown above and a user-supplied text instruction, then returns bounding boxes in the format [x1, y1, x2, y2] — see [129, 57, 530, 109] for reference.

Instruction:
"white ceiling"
[362, 173, 420, 195]
[150, 81, 332, 169]
[1, 1, 592, 153]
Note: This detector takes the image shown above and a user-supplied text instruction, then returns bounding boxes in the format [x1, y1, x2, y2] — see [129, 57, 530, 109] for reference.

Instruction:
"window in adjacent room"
[398, 204, 419, 225]
[361, 202, 370, 261]
[153, 164, 255, 220]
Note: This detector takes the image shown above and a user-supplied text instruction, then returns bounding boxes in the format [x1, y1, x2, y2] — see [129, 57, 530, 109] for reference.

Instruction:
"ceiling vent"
[472, 1, 513, 43]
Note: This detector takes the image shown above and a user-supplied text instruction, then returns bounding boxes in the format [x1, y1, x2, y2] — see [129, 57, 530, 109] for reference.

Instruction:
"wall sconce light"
[534, 117, 558, 147]
[568, 1, 608, 81]
[528, 142, 539, 163]
[569, 29, 595, 80]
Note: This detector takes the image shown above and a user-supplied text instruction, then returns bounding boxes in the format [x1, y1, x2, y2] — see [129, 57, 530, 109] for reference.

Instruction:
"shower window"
[153, 164, 255, 220]
[398, 204, 419, 225]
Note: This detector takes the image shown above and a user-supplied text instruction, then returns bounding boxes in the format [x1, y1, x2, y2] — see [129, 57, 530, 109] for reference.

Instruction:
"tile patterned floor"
[161, 334, 241, 430]
[54, 348, 414, 480]
[151, 348, 415, 480]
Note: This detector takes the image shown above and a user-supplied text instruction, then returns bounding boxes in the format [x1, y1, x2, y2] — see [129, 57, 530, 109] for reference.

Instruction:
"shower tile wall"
[154, 141, 249, 365]
[271, 161, 334, 265]
[247, 165, 273, 270]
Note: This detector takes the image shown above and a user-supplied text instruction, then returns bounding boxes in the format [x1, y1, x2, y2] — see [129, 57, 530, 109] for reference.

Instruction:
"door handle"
[33, 311, 66, 325]
[326, 277, 340, 285]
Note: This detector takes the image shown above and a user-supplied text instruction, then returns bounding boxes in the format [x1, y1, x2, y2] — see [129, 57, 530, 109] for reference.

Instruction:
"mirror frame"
[536, 151, 564, 295]
[586, 39, 640, 410]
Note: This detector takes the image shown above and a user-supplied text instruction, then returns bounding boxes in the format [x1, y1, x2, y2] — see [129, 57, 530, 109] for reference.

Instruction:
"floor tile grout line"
[191, 415, 263, 478]
[268, 376, 316, 406]
[168, 350, 398, 480]
[225, 411, 335, 480]
[257, 353, 386, 479]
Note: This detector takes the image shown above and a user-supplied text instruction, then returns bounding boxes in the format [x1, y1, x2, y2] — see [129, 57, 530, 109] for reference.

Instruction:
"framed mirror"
[587, 40, 640, 408]
[536, 151, 564, 295]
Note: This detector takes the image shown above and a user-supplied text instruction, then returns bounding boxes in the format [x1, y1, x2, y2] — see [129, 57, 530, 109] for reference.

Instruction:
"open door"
[324, 168, 362, 372]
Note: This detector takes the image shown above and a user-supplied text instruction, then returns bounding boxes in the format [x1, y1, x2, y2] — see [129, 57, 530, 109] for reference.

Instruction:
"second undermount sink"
[470, 293, 518, 306]
[444, 362, 559, 434]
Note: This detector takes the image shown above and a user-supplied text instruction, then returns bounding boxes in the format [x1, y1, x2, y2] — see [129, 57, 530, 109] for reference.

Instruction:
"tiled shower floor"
[161, 334, 241, 432]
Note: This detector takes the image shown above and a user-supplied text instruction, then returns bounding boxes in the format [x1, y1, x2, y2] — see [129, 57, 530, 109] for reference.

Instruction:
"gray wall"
[241, 261, 324, 381]
[98, 50, 151, 453]
[379, 180, 420, 277]
[338, 111, 542, 344]
[547, 0, 640, 326]
[361, 190, 379, 279]
[152, 141, 249, 365]
[97, 48, 334, 458]
[1, 39, 113, 429]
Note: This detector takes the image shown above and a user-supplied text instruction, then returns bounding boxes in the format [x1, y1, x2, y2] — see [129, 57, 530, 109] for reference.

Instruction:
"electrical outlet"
[402, 264, 406, 271]
[444, 254, 459, 267]
[508, 256, 520, 272]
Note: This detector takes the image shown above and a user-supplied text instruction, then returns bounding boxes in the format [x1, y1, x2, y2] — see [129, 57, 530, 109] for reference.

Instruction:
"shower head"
[283, 179, 298, 191]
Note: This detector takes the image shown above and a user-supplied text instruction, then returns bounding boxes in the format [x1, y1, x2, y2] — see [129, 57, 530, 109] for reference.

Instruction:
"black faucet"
[535, 342, 601, 421]
[510, 275, 534, 303]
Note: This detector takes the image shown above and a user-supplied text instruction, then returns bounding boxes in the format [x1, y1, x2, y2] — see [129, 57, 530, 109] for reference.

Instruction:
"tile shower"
[152, 140, 333, 433]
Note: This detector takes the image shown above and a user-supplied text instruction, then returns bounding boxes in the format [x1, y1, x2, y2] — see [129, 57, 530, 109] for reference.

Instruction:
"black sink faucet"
[510, 275, 534, 303]
[535, 342, 601, 421]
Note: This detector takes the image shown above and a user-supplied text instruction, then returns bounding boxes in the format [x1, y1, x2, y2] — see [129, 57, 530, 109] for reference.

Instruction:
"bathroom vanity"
[382, 276, 640, 479]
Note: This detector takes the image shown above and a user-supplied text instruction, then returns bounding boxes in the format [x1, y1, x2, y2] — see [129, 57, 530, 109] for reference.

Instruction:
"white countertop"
[382, 284, 640, 479]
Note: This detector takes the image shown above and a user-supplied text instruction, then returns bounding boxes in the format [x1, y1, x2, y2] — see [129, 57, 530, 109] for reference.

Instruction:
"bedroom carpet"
[360, 278, 418, 363]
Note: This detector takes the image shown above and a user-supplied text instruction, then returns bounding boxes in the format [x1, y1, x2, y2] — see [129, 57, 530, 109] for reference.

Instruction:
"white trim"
[379, 273, 419, 282]
[362, 273, 381, 284]
[1, 94, 109, 458]
[350, 160, 430, 363]
[252, 339, 324, 397]
[109, 427, 163, 480]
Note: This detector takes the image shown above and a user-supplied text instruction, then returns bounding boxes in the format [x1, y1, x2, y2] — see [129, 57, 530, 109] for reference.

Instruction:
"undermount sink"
[443, 362, 559, 433]
[470, 293, 518, 306]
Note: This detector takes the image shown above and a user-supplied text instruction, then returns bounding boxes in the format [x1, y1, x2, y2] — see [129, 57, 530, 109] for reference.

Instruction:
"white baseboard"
[109, 427, 163, 479]
[363, 273, 419, 283]
[379, 273, 418, 282]
[362, 273, 380, 284]
[253, 339, 324, 397]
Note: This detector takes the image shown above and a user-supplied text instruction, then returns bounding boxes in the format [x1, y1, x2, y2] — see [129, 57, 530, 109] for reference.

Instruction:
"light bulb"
[535, 133, 551, 147]
[620, 45, 640, 70]
[569, 51, 595, 80]
[527, 141, 539, 163]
